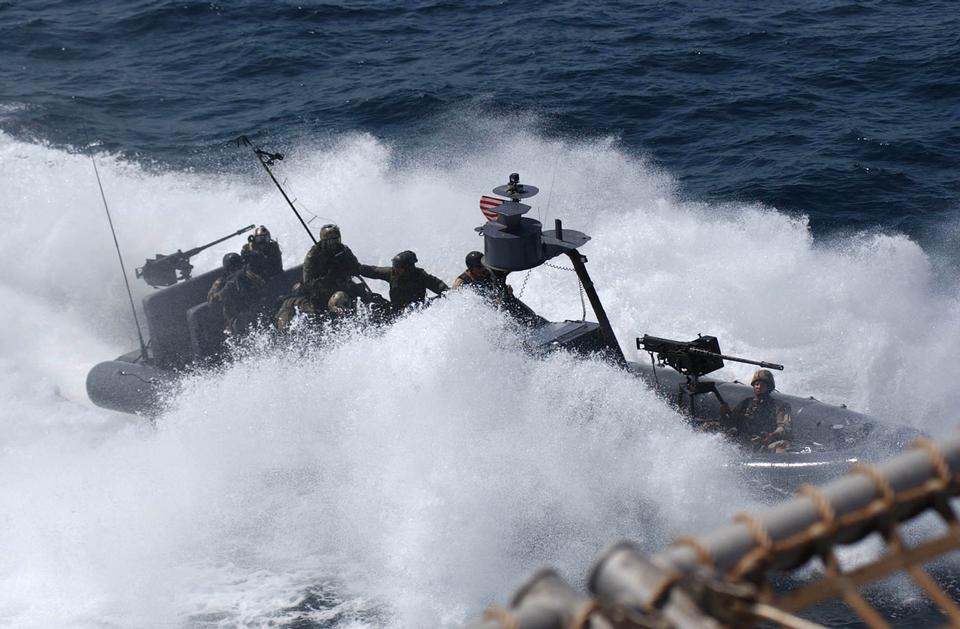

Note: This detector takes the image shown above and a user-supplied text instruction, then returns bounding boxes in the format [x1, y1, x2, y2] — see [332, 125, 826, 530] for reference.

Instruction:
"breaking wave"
[1, 124, 958, 627]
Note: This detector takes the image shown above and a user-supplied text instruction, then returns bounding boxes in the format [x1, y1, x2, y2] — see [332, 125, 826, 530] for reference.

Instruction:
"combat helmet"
[250, 225, 271, 243]
[392, 250, 418, 269]
[319, 224, 340, 240]
[222, 252, 243, 271]
[751, 369, 776, 391]
[318, 224, 342, 250]
[327, 290, 352, 314]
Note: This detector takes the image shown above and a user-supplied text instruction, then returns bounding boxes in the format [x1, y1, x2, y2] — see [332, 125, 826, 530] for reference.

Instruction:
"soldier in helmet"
[719, 369, 793, 452]
[451, 250, 498, 294]
[207, 252, 267, 335]
[326, 290, 356, 319]
[359, 250, 448, 314]
[302, 224, 363, 307]
[451, 250, 545, 327]
[241, 225, 283, 279]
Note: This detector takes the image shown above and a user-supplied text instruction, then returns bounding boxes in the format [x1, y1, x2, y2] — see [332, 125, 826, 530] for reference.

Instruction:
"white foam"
[1, 127, 957, 627]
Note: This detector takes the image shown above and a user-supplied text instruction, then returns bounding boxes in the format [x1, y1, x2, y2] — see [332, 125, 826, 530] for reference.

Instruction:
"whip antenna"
[92, 158, 148, 360]
[238, 135, 317, 244]
[237, 136, 377, 295]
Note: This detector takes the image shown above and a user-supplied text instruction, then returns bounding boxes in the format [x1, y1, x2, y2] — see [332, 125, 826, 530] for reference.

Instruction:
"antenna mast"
[92, 158, 148, 360]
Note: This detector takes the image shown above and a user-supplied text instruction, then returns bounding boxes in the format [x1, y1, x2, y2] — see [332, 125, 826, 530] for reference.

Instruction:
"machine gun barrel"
[181, 224, 256, 258]
[636, 334, 783, 379]
[136, 224, 256, 288]
[686, 347, 783, 371]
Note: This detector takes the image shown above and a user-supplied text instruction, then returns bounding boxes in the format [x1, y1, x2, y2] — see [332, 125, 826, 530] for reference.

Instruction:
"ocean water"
[1, 1, 959, 627]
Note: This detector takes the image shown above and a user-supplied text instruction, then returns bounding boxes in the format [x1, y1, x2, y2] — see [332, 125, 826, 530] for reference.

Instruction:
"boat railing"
[467, 432, 960, 629]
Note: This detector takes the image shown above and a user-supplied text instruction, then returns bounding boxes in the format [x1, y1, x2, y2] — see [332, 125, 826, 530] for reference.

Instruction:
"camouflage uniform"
[275, 283, 319, 334]
[241, 239, 283, 279]
[207, 268, 266, 334]
[275, 296, 317, 333]
[452, 263, 544, 327]
[451, 267, 499, 295]
[359, 264, 448, 312]
[302, 242, 361, 306]
[721, 394, 793, 451]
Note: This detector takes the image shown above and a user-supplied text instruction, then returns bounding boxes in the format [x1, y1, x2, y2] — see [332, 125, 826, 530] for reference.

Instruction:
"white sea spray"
[1, 127, 958, 627]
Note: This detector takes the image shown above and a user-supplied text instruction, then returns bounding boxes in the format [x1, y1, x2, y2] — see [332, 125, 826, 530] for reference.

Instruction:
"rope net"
[467, 434, 960, 629]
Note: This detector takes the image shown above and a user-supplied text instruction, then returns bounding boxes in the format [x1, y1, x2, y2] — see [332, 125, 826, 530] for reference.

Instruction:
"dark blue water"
[2, 0, 958, 237]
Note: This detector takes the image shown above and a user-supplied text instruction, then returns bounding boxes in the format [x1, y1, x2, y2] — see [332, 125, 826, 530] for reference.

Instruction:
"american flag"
[480, 195, 504, 221]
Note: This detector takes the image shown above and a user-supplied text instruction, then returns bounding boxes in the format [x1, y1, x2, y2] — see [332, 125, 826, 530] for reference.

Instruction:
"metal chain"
[517, 262, 587, 320]
[516, 269, 533, 299]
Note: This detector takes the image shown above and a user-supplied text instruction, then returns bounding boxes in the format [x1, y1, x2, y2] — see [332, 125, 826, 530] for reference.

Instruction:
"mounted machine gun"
[637, 334, 783, 415]
[135, 224, 255, 288]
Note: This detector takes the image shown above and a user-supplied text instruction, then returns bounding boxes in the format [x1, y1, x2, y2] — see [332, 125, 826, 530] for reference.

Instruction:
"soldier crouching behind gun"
[719, 369, 793, 453]
[241, 225, 283, 279]
[207, 253, 267, 335]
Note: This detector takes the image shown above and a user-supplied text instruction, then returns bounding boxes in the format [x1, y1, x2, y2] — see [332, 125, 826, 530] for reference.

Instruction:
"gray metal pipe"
[468, 433, 960, 627]
[657, 433, 960, 575]
[465, 569, 613, 629]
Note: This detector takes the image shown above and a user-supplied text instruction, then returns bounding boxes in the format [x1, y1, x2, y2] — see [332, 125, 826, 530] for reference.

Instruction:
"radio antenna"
[92, 158, 148, 360]
[238, 135, 317, 245]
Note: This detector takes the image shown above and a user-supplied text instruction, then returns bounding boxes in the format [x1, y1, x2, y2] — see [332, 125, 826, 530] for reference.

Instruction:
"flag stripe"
[480, 195, 504, 220]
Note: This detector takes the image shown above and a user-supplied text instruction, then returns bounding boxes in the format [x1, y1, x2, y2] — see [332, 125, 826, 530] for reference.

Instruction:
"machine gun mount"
[136, 224, 255, 288]
[637, 334, 784, 414]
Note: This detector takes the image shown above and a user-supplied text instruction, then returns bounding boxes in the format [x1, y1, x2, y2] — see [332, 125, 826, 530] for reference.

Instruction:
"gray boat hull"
[86, 353, 166, 416]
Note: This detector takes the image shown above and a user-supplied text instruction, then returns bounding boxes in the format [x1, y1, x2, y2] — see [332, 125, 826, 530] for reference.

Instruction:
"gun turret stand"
[478, 174, 625, 362]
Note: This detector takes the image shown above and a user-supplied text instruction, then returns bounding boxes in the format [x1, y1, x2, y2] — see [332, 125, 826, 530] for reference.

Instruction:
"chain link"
[517, 269, 533, 299]
[515, 263, 586, 320]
